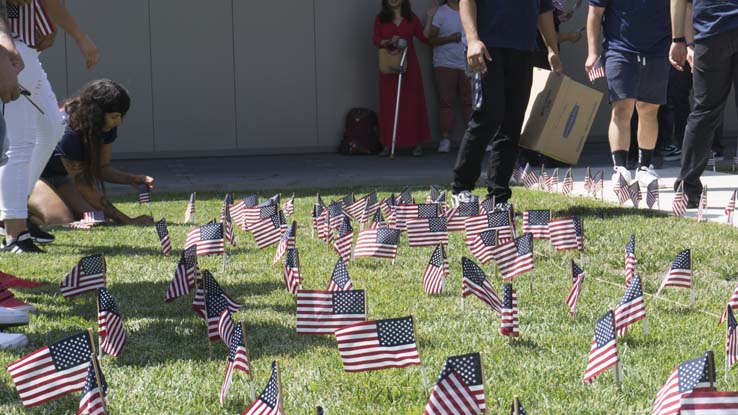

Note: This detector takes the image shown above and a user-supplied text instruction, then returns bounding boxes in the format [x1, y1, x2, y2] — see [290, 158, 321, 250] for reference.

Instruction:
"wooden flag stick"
[707, 350, 716, 390]
[461, 276, 465, 312]
[610, 314, 623, 388]
[276, 362, 286, 412]
[96, 294, 103, 359]
[90, 353, 109, 415]
[478, 353, 487, 414]
[642, 317, 649, 335]
[222, 251, 227, 273]
[241, 321, 256, 401]
[727, 318, 731, 381]
[513, 395, 520, 415]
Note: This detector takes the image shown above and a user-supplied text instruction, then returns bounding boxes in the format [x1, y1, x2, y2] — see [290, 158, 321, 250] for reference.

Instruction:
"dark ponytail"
[64, 79, 130, 186]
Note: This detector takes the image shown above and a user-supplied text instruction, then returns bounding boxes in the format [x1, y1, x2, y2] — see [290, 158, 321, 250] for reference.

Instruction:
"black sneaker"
[26, 221, 54, 244]
[686, 199, 700, 209]
[1, 233, 45, 253]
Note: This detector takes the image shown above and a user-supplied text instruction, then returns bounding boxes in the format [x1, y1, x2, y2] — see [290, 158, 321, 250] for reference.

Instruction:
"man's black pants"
[452, 48, 534, 203]
[677, 27, 738, 199]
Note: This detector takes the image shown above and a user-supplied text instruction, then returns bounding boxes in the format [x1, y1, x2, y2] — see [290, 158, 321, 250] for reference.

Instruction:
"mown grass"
[1, 187, 738, 414]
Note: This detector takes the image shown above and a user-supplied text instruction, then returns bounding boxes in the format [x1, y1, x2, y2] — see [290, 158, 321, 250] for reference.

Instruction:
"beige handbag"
[378, 48, 407, 74]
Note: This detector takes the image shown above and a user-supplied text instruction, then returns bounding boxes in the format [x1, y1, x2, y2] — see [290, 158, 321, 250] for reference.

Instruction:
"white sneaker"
[635, 165, 660, 188]
[485, 144, 492, 152]
[437, 139, 451, 153]
[452, 191, 473, 207]
[611, 166, 632, 188]
[0, 332, 28, 349]
[0, 307, 28, 328]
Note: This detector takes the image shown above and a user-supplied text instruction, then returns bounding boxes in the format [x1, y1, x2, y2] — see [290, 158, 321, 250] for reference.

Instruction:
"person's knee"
[635, 102, 659, 120]
[611, 102, 634, 124]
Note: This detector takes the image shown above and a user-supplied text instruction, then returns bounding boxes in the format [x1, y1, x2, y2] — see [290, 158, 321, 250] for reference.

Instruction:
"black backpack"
[339, 108, 381, 155]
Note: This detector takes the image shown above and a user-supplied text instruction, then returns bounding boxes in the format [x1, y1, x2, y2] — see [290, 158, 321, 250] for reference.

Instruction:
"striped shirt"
[8, 0, 55, 48]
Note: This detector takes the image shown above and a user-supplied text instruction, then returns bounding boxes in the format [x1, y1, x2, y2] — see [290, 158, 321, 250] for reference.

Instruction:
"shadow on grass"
[555, 206, 667, 220]
[508, 337, 540, 350]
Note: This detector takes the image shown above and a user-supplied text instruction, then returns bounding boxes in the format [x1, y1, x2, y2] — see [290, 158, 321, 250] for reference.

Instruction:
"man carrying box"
[452, 0, 562, 207]
[585, 0, 671, 189]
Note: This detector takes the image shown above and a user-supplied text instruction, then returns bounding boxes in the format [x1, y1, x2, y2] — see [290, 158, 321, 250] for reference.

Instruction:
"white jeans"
[0, 41, 64, 220]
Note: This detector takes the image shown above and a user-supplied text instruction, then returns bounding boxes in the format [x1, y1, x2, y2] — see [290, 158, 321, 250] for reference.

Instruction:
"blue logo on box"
[563, 104, 579, 138]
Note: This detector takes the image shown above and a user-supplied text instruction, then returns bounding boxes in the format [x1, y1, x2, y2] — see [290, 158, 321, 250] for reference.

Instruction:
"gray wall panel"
[149, 0, 236, 152]
[38, 37, 67, 102]
[233, 0, 317, 150]
[64, 0, 154, 154]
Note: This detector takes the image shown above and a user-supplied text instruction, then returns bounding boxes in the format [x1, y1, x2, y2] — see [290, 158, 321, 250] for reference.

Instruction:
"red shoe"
[0, 289, 36, 313]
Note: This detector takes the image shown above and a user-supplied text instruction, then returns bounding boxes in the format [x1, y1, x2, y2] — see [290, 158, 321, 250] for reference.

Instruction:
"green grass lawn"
[2, 187, 738, 414]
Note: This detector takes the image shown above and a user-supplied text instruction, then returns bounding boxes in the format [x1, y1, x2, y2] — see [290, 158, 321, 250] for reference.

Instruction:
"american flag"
[353, 227, 400, 260]
[273, 221, 297, 265]
[653, 353, 715, 415]
[223, 203, 236, 247]
[512, 164, 525, 184]
[582, 310, 618, 384]
[697, 187, 708, 222]
[424, 353, 486, 415]
[593, 170, 604, 198]
[283, 194, 295, 216]
[296, 290, 366, 335]
[251, 208, 284, 249]
[629, 181, 642, 207]
[220, 322, 251, 405]
[445, 201, 479, 232]
[522, 210, 550, 239]
[587, 55, 605, 82]
[60, 254, 106, 298]
[359, 191, 379, 224]
[461, 257, 502, 312]
[549, 216, 584, 252]
[510, 398, 528, 415]
[583, 167, 593, 195]
[625, 234, 637, 285]
[97, 288, 126, 357]
[407, 217, 448, 247]
[562, 168, 574, 195]
[380, 194, 396, 218]
[344, 193, 368, 221]
[726, 190, 736, 223]
[657, 249, 692, 293]
[268, 193, 282, 206]
[83, 211, 106, 223]
[165, 246, 198, 303]
[519, 163, 531, 187]
[312, 194, 325, 230]
[185, 223, 225, 256]
[647, 180, 660, 209]
[138, 184, 150, 204]
[339, 192, 354, 207]
[232, 193, 260, 230]
[283, 248, 303, 295]
[548, 167, 559, 191]
[566, 260, 585, 316]
[499, 283, 519, 337]
[395, 203, 440, 231]
[206, 286, 236, 343]
[184, 192, 196, 223]
[397, 188, 414, 204]
[7, 332, 93, 408]
[334, 316, 421, 372]
[243, 203, 278, 233]
[77, 358, 107, 415]
[465, 211, 514, 242]
[467, 229, 498, 264]
[728, 307, 738, 370]
[220, 193, 234, 220]
[370, 209, 387, 229]
[673, 181, 689, 217]
[155, 218, 172, 256]
[614, 173, 630, 205]
[614, 273, 646, 337]
[490, 233, 534, 281]
[719, 282, 738, 325]
[333, 217, 354, 262]
[428, 185, 442, 204]
[316, 209, 331, 242]
[480, 195, 495, 214]
[192, 270, 240, 319]
[680, 391, 738, 414]
[242, 361, 283, 415]
[7, 0, 54, 48]
[523, 168, 539, 189]
[327, 201, 345, 230]
[540, 166, 549, 190]
[328, 258, 353, 291]
[423, 244, 448, 295]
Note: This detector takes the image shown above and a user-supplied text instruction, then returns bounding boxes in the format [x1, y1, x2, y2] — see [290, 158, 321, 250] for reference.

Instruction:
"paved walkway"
[109, 144, 738, 227]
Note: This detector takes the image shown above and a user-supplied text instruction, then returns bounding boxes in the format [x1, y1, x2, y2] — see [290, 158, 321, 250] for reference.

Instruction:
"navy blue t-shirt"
[41, 127, 118, 178]
[692, 0, 738, 40]
[476, 0, 554, 52]
[589, 0, 671, 56]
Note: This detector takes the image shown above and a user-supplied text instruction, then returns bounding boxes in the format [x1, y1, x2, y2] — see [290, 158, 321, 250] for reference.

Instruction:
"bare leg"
[28, 180, 75, 225]
[609, 99, 636, 151]
[635, 101, 660, 151]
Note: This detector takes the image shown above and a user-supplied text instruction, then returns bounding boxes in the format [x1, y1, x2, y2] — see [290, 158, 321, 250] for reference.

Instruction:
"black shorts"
[604, 49, 670, 104]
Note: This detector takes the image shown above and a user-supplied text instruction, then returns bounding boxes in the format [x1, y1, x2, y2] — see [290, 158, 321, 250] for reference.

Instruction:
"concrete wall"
[39, 0, 737, 159]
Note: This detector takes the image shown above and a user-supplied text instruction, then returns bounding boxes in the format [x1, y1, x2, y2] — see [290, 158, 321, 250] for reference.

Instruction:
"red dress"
[373, 14, 431, 149]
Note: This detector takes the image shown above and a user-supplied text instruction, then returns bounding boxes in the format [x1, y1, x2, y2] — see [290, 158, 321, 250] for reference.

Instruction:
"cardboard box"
[520, 68, 603, 165]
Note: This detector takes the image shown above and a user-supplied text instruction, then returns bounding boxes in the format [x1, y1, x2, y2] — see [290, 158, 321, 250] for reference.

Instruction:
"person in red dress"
[373, 0, 431, 157]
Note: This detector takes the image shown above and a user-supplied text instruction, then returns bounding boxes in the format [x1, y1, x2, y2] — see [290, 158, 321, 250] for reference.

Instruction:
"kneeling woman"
[30, 79, 154, 226]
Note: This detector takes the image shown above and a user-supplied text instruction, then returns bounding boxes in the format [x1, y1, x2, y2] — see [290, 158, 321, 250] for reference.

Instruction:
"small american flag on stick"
[465, 211, 514, 242]
[719, 282, 738, 325]
[333, 217, 354, 262]
[653, 352, 716, 415]
[657, 249, 693, 294]
[220, 321, 251, 405]
[192, 270, 240, 319]
[697, 186, 708, 222]
[424, 352, 486, 415]
[98, 287, 126, 357]
[327, 258, 353, 291]
[251, 208, 285, 249]
[241, 361, 284, 415]
[407, 217, 448, 247]
[582, 310, 618, 384]
[562, 168, 574, 195]
[296, 290, 366, 335]
[522, 210, 550, 239]
[614, 273, 646, 337]
[587, 55, 605, 82]
[77, 357, 107, 415]
[461, 257, 502, 312]
[647, 180, 660, 209]
[283, 249, 303, 295]
[673, 181, 689, 217]
[565, 260, 585, 316]
[138, 183, 150, 204]
[184, 192, 196, 223]
[353, 227, 400, 260]
[185, 222, 225, 257]
[207, 290, 236, 344]
[499, 283, 519, 337]
[423, 244, 448, 295]
[680, 391, 738, 414]
[273, 221, 297, 265]
[283, 193, 295, 216]
[467, 229, 498, 264]
[727, 307, 738, 371]
[445, 201, 479, 232]
[60, 254, 106, 298]
[155, 218, 172, 256]
[165, 246, 198, 303]
[490, 233, 534, 282]
[359, 191, 379, 225]
[549, 216, 584, 252]
[725, 190, 736, 223]
[7, 331, 93, 408]
[395, 203, 440, 231]
[334, 316, 421, 372]
[625, 234, 637, 285]
[583, 167, 593, 195]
